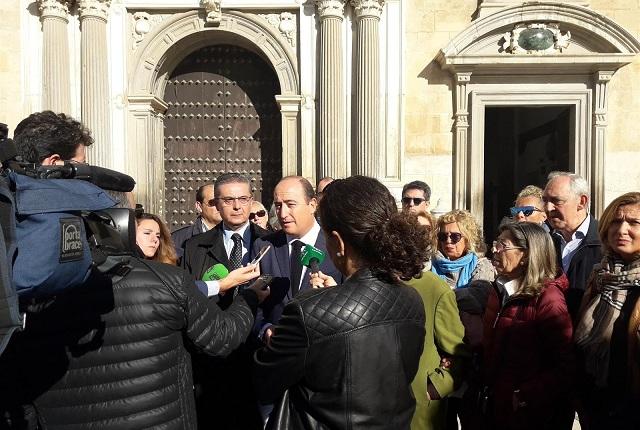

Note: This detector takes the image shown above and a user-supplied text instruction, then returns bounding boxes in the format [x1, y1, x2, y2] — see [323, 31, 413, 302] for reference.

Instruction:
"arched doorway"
[163, 44, 282, 228]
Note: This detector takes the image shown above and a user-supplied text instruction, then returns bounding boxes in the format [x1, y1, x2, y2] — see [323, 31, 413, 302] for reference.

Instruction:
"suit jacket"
[253, 229, 343, 334]
[182, 221, 268, 281]
[181, 221, 268, 430]
[551, 214, 602, 322]
[171, 216, 207, 261]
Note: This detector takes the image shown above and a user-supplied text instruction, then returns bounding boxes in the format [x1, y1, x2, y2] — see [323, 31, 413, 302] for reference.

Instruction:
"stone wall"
[0, 0, 24, 131]
[404, 0, 640, 212]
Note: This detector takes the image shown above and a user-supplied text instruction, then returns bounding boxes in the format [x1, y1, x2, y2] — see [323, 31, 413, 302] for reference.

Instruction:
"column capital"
[350, 0, 385, 19]
[78, 0, 111, 21]
[315, 0, 346, 19]
[594, 70, 615, 83]
[38, 0, 70, 20]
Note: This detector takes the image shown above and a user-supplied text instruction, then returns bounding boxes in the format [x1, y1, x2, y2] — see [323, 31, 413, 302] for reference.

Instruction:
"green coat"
[409, 272, 469, 430]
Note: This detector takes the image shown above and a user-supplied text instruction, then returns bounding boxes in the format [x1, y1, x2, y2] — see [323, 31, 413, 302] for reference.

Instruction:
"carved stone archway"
[437, 2, 640, 220]
[127, 9, 301, 215]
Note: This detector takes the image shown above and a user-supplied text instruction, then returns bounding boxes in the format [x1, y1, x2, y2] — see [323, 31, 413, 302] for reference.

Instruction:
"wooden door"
[163, 44, 282, 228]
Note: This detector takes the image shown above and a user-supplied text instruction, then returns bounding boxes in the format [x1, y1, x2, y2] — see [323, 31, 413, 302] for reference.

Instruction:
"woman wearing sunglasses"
[510, 185, 548, 228]
[430, 210, 495, 427]
[479, 222, 574, 430]
[431, 210, 495, 290]
[249, 200, 271, 231]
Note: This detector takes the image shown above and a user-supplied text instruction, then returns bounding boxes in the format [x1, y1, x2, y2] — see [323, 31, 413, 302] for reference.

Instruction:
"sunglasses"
[509, 206, 543, 217]
[437, 232, 463, 244]
[249, 210, 267, 220]
[402, 197, 426, 206]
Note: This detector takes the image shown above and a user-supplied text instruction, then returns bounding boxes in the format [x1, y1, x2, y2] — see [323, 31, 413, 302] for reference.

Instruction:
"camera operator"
[0, 212, 269, 429]
[0, 113, 270, 429]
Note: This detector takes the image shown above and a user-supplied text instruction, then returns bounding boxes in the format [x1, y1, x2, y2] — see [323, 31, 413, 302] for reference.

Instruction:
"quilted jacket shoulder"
[297, 271, 425, 341]
[0, 257, 257, 430]
[256, 269, 426, 430]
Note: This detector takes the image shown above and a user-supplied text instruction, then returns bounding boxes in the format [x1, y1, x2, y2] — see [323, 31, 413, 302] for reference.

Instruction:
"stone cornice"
[350, 0, 385, 19]
[38, 0, 70, 20]
[78, 0, 111, 21]
[315, 0, 345, 19]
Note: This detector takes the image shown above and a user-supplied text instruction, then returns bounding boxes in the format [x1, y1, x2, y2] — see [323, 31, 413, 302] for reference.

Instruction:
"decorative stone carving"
[201, 0, 222, 26]
[350, 0, 385, 19]
[261, 12, 297, 48]
[38, 0, 70, 20]
[316, 0, 345, 18]
[501, 23, 571, 54]
[131, 12, 168, 50]
[78, 0, 111, 21]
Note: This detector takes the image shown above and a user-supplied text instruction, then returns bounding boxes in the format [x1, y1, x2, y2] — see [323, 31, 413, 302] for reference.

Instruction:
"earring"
[336, 252, 343, 257]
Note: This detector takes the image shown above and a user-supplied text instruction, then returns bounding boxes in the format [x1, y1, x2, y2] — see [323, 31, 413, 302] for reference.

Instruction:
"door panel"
[163, 45, 282, 228]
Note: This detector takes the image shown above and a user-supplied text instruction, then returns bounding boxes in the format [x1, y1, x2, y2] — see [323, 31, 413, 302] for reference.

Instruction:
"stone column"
[275, 95, 303, 177]
[351, 0, 384, 176]
[453, 72, 471, 211]
[38, 0, 71, 113]
[127, 96, 167, 216]
[592, 70, 614, 218]
[316, 0, 346, 178]
[78, 0, 112, 167]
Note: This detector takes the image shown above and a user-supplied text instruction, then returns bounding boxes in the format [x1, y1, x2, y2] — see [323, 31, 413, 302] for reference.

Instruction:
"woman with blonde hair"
[136, 212, 178, 265]
[431, 210, 495, 289]
[575, 191, 640, 429]
[480, 222, 574, 429]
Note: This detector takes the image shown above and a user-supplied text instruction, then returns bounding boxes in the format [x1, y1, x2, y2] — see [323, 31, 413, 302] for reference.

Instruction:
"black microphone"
[36, 162, 136, 192]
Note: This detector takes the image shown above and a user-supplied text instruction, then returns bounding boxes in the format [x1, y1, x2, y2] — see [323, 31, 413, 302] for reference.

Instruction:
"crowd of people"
[0, 110, 638, 430]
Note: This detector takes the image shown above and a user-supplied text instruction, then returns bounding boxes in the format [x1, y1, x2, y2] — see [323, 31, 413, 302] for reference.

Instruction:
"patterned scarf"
[574, 256, 640, 387]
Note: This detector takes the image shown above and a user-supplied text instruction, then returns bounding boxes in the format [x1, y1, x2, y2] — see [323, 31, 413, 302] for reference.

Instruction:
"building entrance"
[163, 44, 282, 228]
[483, 106, 571, 244]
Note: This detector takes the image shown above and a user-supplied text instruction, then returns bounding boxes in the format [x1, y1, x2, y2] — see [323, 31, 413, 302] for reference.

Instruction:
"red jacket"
[482, 274, 575, 429]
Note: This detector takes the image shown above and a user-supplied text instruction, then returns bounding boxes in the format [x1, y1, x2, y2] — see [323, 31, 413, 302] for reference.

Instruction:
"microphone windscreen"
[73, 164, 136, 192]
[202, 263, 229, 281]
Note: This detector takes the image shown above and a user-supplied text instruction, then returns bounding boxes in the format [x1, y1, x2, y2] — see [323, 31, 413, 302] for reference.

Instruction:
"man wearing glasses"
[510, 185, 549, 230]
[181, 172, 269, 430]
[182, 173, 267, 305]
[172, 184, 223, 258]
[401, 180, 431, 214]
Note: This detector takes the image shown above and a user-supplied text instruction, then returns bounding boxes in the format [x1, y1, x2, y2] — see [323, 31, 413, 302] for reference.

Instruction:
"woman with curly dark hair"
[254, 175, 430, 429]
[136, 212, 178, 265]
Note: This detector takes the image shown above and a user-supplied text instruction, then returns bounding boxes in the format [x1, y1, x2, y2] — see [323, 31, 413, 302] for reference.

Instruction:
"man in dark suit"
[182, 174, 267, 305]
[254, 176, 342, 344]
[171, 183, 222, 260]
[181, 172, 268, 430]
[543, 171, 602, 324]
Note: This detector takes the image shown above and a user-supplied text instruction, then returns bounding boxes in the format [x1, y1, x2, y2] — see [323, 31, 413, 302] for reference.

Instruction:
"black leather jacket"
[255, 269, 426, 430]
[0, 257, 258, 430]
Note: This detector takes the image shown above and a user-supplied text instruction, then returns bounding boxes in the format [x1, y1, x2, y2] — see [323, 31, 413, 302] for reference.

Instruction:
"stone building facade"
[1, 0, 639, 232]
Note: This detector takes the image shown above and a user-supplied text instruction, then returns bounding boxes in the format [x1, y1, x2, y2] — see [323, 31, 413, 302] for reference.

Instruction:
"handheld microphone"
[300, 244, 326, 274]
[202, 263, 229, 281]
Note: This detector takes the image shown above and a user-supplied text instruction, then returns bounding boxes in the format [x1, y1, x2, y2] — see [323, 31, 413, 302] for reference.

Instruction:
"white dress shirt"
[286, 221, 321, 293]
[554, 215, 590, 273]
[204, 221, 252, 297]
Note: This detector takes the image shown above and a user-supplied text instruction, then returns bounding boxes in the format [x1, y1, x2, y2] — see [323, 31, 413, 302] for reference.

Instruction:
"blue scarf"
[431, 252, 478, 288]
